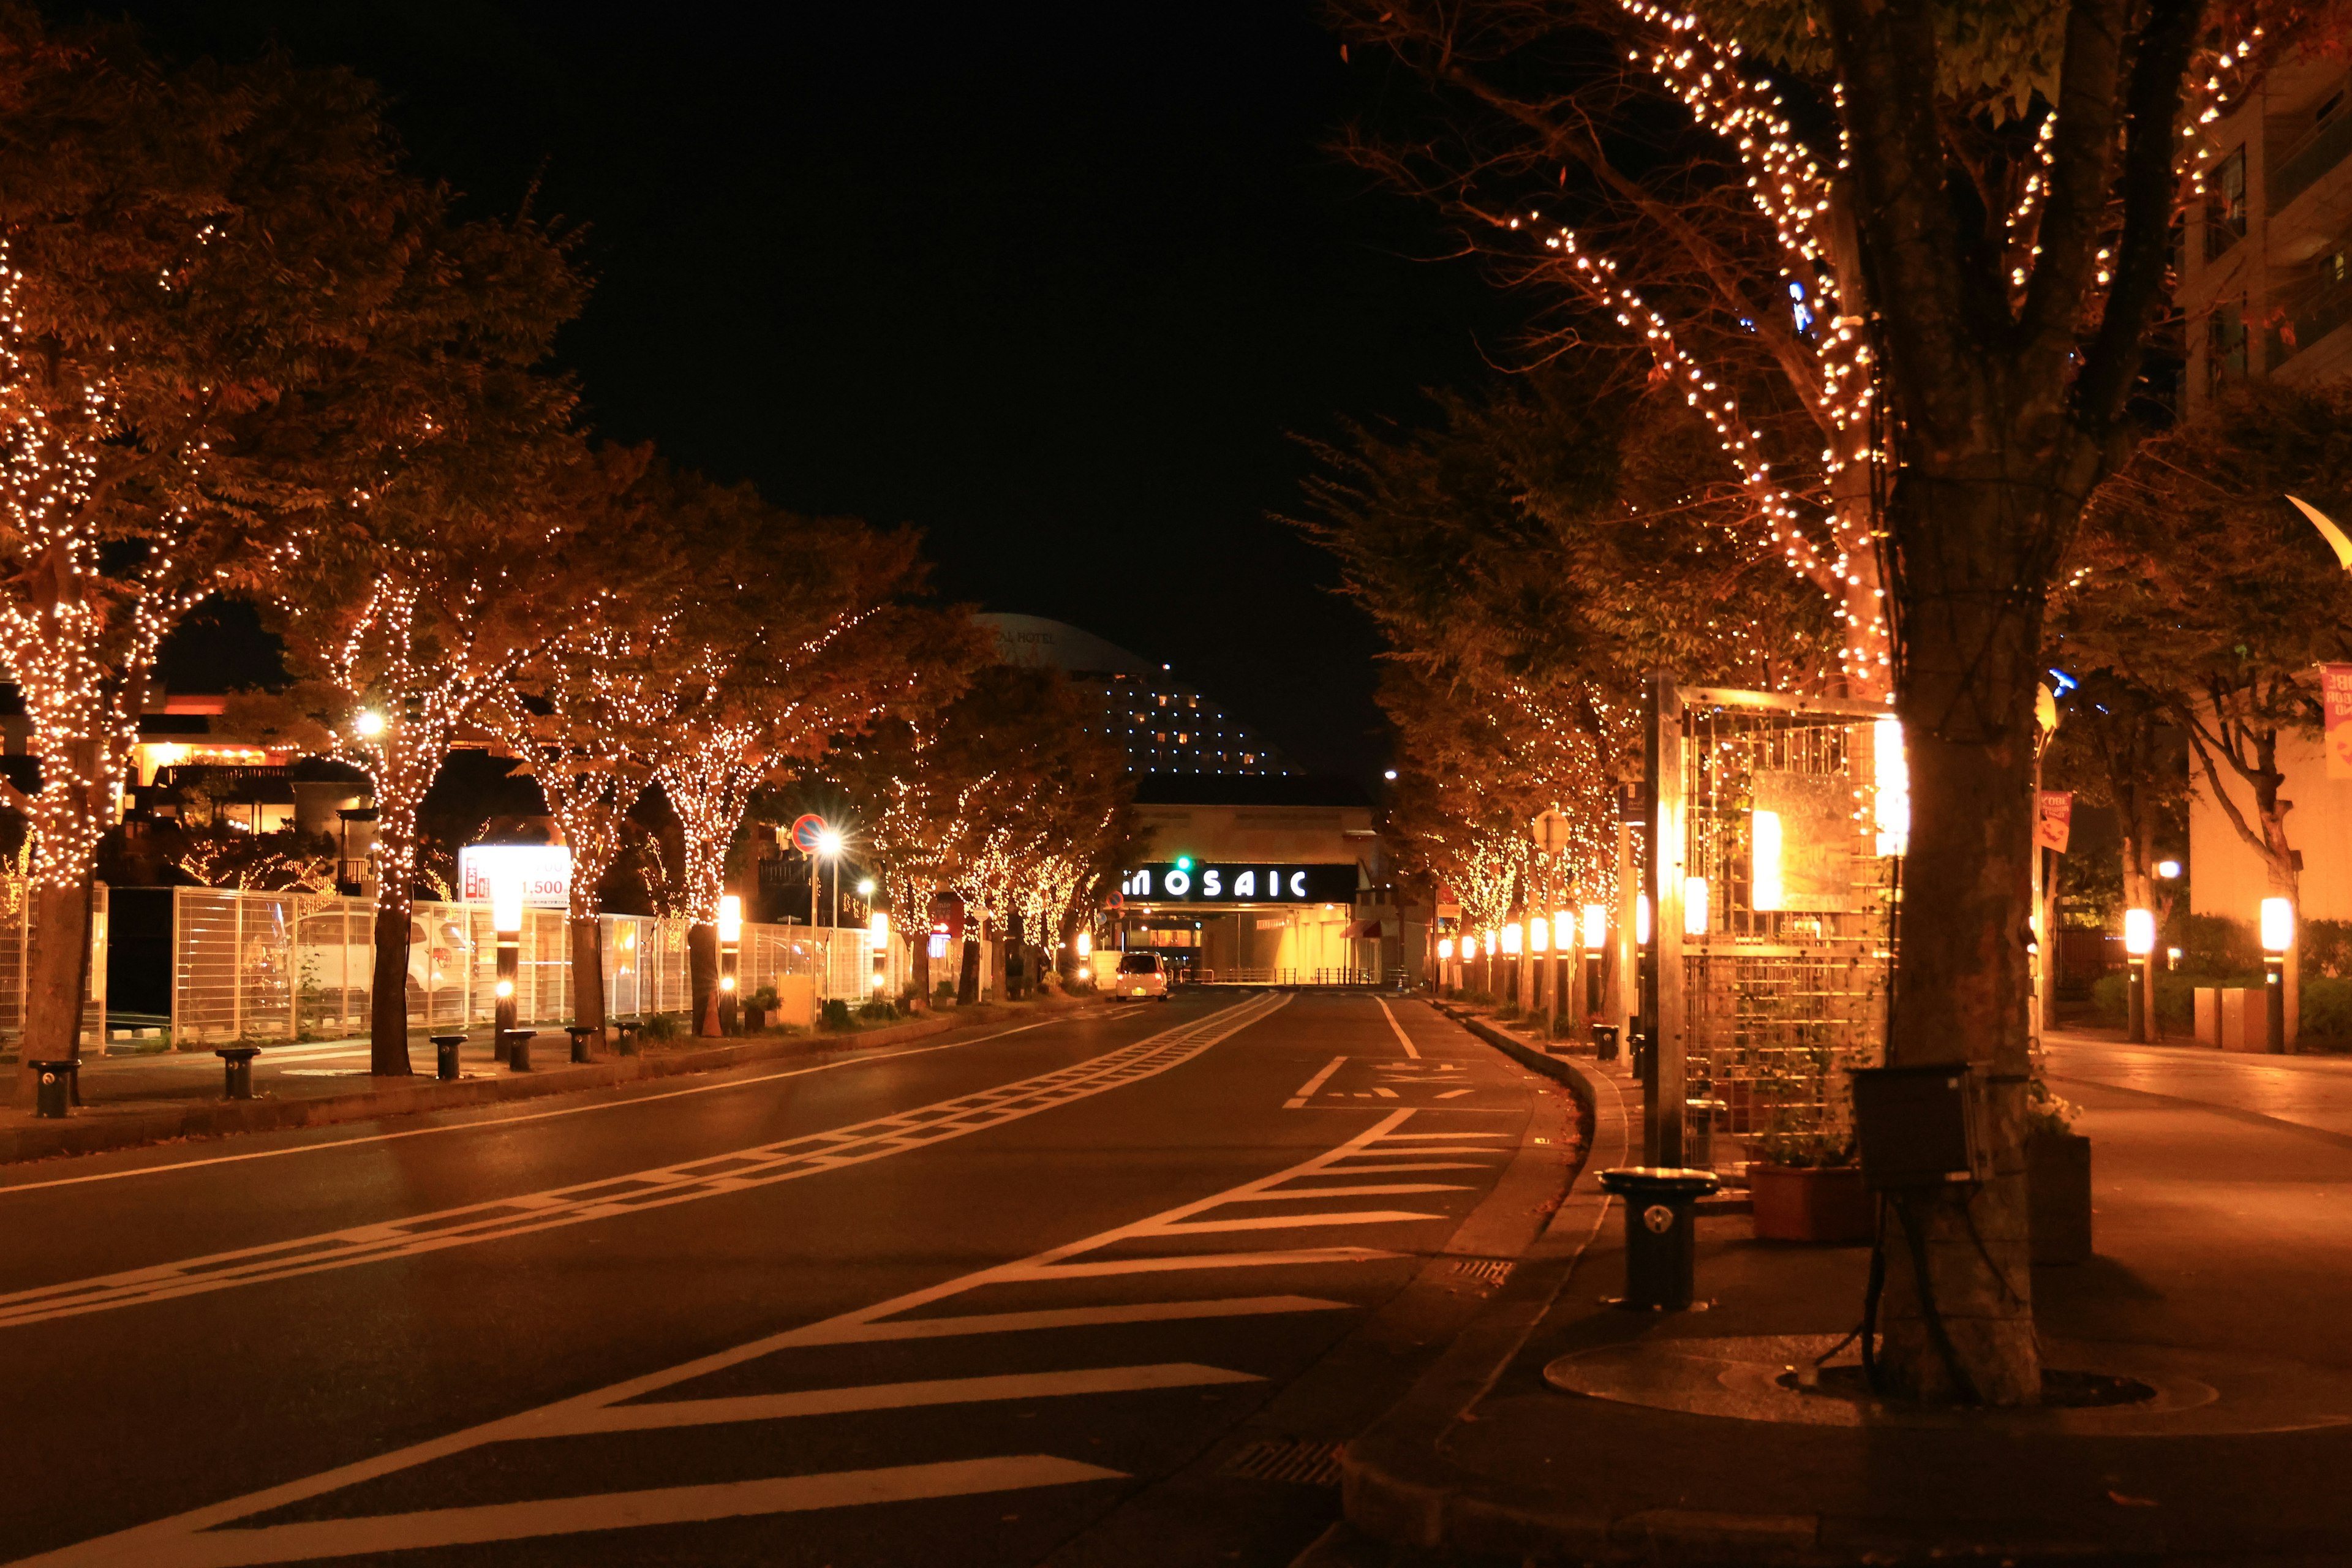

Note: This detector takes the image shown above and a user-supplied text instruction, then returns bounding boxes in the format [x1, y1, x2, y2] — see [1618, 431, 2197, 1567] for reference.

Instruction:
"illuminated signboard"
[1118, 862, 1357, 903]
[457, 843, 572, 910]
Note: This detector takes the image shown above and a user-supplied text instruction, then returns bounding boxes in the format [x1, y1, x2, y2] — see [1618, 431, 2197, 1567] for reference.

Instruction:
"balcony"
[2270, 106, 2352, 213]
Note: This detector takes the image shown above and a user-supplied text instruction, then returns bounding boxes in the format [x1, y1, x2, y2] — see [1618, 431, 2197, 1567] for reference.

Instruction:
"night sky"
[116, 1, 1509, 783]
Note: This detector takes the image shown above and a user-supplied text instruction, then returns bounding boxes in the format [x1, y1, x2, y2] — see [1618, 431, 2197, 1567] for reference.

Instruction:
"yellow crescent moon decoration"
[2286, 494, 2352, 570]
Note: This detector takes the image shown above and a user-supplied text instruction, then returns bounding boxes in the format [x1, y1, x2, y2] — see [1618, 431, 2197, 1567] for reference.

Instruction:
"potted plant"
[745, 986, 778, 1033]
[1746, 1127, 1873, 1244]
[2027, 1074, 2092, 1264]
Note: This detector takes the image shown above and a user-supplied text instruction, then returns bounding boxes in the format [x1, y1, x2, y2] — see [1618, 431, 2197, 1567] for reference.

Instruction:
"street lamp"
[353, 708, 386, 739]
[718, 892, 742, 1022]
[2123, 907, 2154, 1043]
[491, 863, 524, 1065]
[869, 908, 889, 992]
[1582, 902, 1607, 1020]
[2263, 896, 2293, 1052]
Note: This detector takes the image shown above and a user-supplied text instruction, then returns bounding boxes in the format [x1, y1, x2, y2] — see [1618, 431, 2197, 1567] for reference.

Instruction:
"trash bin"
[1592, 1023, 1621, 1062]
[1597, 1166, 1721, 1310]
[29, 1060, 74, 1120]
[429, 1033, 467, 1081]
[215, 1046, 261, 1100]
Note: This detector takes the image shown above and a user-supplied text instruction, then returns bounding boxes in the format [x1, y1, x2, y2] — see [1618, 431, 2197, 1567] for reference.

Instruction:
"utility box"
[1850, 1063, 1991, 1189]
[774, 974, 818, 1031]
[2195, 987, 2218, 1046]
[2220, 987, 2275, 1054]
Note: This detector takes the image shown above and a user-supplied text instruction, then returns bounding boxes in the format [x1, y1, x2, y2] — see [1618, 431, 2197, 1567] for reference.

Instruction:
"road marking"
[1148, 1210, 1441, 1235]
[0, 1011, 1114, 1196]
[1284, 1055, 1347, 1109]
[998, 1246, 1402, 1281]
[86, 1457, 1126, 1568]
[1224, 1183, 1467, 1200]
[20, 1108, 1427, 1566]
[1372, 1087, 1400, 1099]
[1316, 1161, 1493, 1174]
[560, 1363, 1262, 1434]
[0, 994, 1294, 1329]
[742, 1295, 1352, 1346]
[1376, 1131, 1507, 1140]
[1376, 997, 1420, 1058]
[1436, 1088, 1474, 1099]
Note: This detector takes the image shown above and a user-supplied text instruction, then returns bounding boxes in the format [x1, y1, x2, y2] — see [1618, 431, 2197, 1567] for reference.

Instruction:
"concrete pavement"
[1326, 1031, 2352, 1566]
[0, 991, 1576, 1567]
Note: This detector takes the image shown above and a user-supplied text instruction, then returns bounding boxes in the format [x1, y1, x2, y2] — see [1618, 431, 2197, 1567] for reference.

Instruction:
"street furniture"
[214, 1046, 262, 1101]
[1599, 1166, 1721, 1310]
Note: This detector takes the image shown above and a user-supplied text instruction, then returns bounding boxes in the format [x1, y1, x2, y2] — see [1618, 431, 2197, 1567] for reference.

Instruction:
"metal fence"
[0, 878, 108, 1047]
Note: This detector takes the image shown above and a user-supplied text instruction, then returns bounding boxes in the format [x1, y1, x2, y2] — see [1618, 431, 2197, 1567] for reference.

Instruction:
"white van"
[1113, 951, 1171, 1001]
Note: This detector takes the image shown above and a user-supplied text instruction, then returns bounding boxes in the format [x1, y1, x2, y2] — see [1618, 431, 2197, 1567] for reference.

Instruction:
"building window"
[2207, 146, 2247, 260]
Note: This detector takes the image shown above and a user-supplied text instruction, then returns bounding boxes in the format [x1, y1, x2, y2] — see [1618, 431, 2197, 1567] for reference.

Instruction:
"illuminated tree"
[0, 18, 533, 1095]
[1338, 0, 2294, 1401]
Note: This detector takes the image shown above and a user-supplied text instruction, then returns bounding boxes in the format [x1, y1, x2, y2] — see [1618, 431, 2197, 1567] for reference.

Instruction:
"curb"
[1337, 1014, 1642, 1558]
[0, 998, 1108, 1167]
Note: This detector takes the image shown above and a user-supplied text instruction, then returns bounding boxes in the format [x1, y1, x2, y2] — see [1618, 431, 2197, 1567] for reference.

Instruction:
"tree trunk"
[570, 913, 605, 1042]
[688, 921, 720, 1036]
[12, 879, 92, 1104]
[910, 928, 931, 1008]
[1006, 910, 1026, 1000]
[1879, 478, 2042, 1407]
[989, 918, 1009, 1001]
[957, 936, 981, 1005]
[369, 897, 413, 1076]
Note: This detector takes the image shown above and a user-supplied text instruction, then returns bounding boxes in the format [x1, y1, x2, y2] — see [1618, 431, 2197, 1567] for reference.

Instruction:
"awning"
[1343, 919, 1385, 940]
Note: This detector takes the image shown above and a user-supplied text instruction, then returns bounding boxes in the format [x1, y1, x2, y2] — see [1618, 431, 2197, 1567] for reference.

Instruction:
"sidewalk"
[0, 996, 1105, 1166]
[1332, 1031, 2352, 1564]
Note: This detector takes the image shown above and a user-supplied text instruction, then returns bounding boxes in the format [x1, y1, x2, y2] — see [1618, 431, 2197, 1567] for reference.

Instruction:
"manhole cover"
[1220, 1437, 1344, 1487]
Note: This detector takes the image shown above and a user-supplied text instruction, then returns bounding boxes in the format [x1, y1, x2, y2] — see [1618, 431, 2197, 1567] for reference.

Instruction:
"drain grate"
[1442, 1257, 1515, 1287]
[1220, 1437, 1346, 1488]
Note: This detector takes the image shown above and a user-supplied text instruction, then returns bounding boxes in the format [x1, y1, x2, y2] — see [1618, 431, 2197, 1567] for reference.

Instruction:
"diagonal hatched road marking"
[0, 992, 1293, 1332]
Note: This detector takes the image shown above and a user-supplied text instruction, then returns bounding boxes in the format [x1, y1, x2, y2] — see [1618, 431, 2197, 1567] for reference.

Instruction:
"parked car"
[1112, 951, 1172, 1001]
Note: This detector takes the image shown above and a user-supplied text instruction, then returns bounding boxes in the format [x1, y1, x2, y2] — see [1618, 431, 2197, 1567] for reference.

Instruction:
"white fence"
[0, 879, 919, 1047]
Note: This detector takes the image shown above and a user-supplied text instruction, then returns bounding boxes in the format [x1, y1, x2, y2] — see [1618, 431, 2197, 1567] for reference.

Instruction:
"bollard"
[1597, 1167, 1721, 1311]
[29, 1060, 74, 1120]
[500, 1028, 536, 1072]
[214, 1046, 262, 1100]
[429, 1033, 467, 1082]
[567, 1026, 597, 1065]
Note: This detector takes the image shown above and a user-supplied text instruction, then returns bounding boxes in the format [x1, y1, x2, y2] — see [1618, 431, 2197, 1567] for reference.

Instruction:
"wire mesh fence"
[1659, 686, 1898, 1175]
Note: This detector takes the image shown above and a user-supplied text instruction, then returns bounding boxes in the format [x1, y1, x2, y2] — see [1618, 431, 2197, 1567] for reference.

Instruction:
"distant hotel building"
[973, 612, 1289, 777]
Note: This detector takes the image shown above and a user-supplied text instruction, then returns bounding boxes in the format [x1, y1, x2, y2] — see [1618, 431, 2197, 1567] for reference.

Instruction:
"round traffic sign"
[789, 813, 829, 854]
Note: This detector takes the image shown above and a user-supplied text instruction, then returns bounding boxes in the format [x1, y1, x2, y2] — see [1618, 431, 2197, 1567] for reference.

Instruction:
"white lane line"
[1223, 1184, 1468, 1201]
[0, 995, 1295, 1330]
[1340, 1145, 1503, 1158]
[95, 1457, 1126, 1568]
[997, 1247, 1402, 1281]
[562, 1363, 1262, 1434]
[1436, 1088, 1474, 1100]
[755, 1295, 1351, 1346]
[0, 1011, 1112, 1196]
[1316, 1161, 1494, 1174]
[1284, 1055, 1347, 1109]
[23, 1104, 1412, 1567]
[1376, 1132, 1507, 1140]
[1372, 1087, 1400, 1099]
[1375, 997, 1420, 1058]
[1147, 1210, 1441, 1235]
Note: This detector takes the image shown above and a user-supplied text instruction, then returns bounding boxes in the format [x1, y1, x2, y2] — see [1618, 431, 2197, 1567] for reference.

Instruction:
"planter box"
[2029, 1131, 2093, 1265]
[1749, 1164, 1872, 1243]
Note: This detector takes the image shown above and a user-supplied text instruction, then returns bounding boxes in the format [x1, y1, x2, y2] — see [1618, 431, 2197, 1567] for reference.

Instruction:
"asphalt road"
[0, 991, 1565, 1567]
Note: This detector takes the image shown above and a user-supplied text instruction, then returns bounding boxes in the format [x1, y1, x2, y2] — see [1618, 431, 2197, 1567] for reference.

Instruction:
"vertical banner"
[2035, 790, 2073, 854]
[2325, 665, 2352, 778]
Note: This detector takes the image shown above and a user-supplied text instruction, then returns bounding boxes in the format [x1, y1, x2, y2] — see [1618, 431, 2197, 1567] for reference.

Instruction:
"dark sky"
[116, 1, 1506, 781]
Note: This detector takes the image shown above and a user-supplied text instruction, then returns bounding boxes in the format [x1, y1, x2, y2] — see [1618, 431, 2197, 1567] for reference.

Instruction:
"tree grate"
[1442, 1257, 1515, 1287]
[1220, 1437, 1346, 1487]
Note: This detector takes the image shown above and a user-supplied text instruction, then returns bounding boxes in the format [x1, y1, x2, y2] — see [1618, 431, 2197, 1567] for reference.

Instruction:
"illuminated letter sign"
[1115, 863, 1357, 904]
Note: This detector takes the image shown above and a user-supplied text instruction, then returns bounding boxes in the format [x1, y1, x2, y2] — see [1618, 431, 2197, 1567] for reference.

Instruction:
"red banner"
[2034, 790, 2073, 854]
[2326, 665, 2352, 779]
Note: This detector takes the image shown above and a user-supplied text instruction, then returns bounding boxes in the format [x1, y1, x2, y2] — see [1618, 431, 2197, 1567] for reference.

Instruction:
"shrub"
[748, 986, 779, 1012]
[2300, 976, 2352, 1038]
[932, 981, 957, 1004]
[639, 1012, 681, 1044]
[858, 998, 898, 1022]
[820, 998, 853, 1031]
[2304, 919, 2352, 980]
[2176, 913, 2259, 976]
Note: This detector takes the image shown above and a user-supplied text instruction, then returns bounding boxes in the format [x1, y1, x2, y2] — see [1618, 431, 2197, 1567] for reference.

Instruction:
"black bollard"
[500, 1028, 536, 1072]
[567, 1026, 597, 1064]
[1597, 1167, 1721, 1311]
[429, 1033, 467, 1081]
[214, 1046, 261, 1100]
[29, 1060, 74, 1119]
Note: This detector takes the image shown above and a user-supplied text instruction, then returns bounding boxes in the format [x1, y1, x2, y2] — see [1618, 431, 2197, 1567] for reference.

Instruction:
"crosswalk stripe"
[779, 1294, 1352, 1344]
[1222, 1183, 1468, 1200]
[1147, 1210, 1441, 1235]
[551, 1363, 1261, 1434]
[1000, 1246, 1401, 1281]
[98, 1457, 1127, 1568]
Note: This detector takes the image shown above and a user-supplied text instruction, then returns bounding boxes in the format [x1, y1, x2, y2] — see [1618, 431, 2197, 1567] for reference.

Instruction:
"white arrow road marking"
[1284, 1054, 1346, 1109]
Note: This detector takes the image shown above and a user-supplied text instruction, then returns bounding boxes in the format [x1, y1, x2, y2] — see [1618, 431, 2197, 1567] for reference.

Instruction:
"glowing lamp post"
[491, 865, 524, 1063]
[2263, 897, 2294, 1052]
[2122, 907, 2155, 1043]
[869, 908, 889, 992]
[1527, 914, 1549, 1017]
[1583, 902, 1607, 1022]
[718, 894, 743, 1030]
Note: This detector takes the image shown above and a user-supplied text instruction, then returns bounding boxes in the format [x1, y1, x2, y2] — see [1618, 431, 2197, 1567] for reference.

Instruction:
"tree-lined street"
[0, 995, 1570, 1567]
